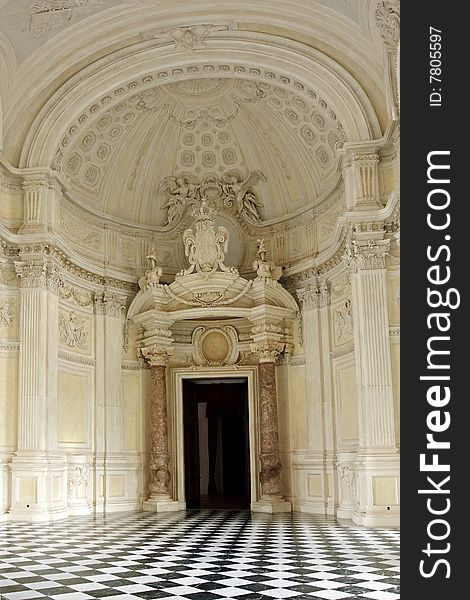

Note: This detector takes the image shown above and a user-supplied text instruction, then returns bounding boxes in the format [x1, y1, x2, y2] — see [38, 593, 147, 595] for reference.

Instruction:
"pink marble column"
[258, 361, 283, 497]
[149, 364, 171, 498]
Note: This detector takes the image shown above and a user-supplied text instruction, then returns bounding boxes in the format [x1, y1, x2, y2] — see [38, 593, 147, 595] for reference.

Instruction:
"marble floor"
[0, 510, 399, 600]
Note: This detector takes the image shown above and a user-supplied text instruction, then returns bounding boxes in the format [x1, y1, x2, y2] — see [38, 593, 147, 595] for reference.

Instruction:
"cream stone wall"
[334, 358, 359, 446]
[0, 189, 22, 229]
[0, 355, 17, 448]
[58, 370, 90, 446]
[122, 371, 142, 452]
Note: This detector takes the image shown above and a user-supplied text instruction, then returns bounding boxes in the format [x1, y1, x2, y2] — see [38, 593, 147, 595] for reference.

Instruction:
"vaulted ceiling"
[0, 0, 390, 228]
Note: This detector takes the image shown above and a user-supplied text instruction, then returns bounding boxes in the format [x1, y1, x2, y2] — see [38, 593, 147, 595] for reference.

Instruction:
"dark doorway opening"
[183, 378, 250, 509]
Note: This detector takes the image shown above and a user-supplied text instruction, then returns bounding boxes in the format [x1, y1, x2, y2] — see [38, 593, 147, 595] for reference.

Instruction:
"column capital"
[250, 341, 285, 364]
[14, 259, 47, 288]
[296, 280, 330, 311]
[141, 345, 174, 367]
[93, 291, 127, 317]
[344, 238, 390, 273]
[296, 283, 319, 311]
[250, 320, 286, 363]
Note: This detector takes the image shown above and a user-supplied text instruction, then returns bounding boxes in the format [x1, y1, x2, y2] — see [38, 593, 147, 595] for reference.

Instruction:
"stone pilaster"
[296, 282, 330, 514]
[93, 291, 130, 513]
[347, 236, 399, 525]
[20, 175, 61, 233]
[317, 283, 338, 515]
[375, 0, 400, 119]
[342, 148, 381, 211]
[9, 254, 67, 521]
[141, 345, 179, 512]
[250, 321, 291, 513]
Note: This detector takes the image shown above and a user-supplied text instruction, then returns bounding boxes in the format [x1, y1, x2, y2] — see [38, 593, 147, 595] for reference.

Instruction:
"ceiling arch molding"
[18, 31, 380, 169]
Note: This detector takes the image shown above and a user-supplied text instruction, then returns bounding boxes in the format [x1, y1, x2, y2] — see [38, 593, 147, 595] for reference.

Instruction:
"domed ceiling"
[53, 77, 346, 227]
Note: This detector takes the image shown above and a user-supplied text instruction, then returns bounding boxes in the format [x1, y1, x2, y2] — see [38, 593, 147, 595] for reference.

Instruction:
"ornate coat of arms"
[179, 200, 237, 277]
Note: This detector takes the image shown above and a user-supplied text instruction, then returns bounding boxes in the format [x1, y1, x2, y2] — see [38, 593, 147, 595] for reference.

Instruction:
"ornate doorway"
[183, 378, 250, 509]
[128, 199, 298, 513]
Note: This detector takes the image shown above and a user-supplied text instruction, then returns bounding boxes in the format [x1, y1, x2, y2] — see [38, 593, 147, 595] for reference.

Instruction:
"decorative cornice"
[58, 350, 95, 367]
[0, 341, 20, 352]
[331, 339, 355, 358]
[121, 360, 144, 370]
[289, 355, 306, 366]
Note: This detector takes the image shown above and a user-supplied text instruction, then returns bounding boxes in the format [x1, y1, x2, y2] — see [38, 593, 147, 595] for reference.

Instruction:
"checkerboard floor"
[0, 510, 399, 600]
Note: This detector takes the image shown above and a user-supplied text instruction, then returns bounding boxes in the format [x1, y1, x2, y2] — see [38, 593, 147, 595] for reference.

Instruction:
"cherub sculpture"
[223, 171, 266, 222]
[158, 176, 200, 225]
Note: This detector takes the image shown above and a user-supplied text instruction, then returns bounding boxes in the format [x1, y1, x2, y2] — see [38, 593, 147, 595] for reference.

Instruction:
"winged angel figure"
[158, 176, 200, 226]
[223, 170, 266, 222]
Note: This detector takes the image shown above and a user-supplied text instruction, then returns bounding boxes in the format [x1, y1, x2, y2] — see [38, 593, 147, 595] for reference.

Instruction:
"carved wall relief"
[338, 464, 357, 505]
[59, 310, 90, 352]
[159, 171, 266, 227]
[334, 299, 353, 345]
[0, 299, 15, 335]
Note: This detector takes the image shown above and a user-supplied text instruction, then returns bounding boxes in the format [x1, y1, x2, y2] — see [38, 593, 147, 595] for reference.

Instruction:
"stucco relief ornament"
[253, 238, 282, 281]
[0, 300, 14, 331]
[179, 200, 238, 278]
[159, 176, 200, 226]
[166, 24, 229, 51]
[222, 170, 266, 222]
[138, 249, 163, 291]
[67, 464, 89, 496]
[375, 1, 400, 45]
[59, 310, 88, 348]
[335, 299, 353, 343]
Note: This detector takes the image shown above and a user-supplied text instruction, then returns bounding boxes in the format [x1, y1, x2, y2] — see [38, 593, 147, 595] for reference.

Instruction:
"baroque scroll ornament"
[158, 171, 266, 226]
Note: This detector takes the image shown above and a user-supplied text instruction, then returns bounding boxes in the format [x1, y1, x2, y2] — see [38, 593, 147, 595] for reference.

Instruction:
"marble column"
[251, 336, 291, 513]
[258, 361, 282, 497]
[348, 236, 399, 526]
[141, 345, 179, 512]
